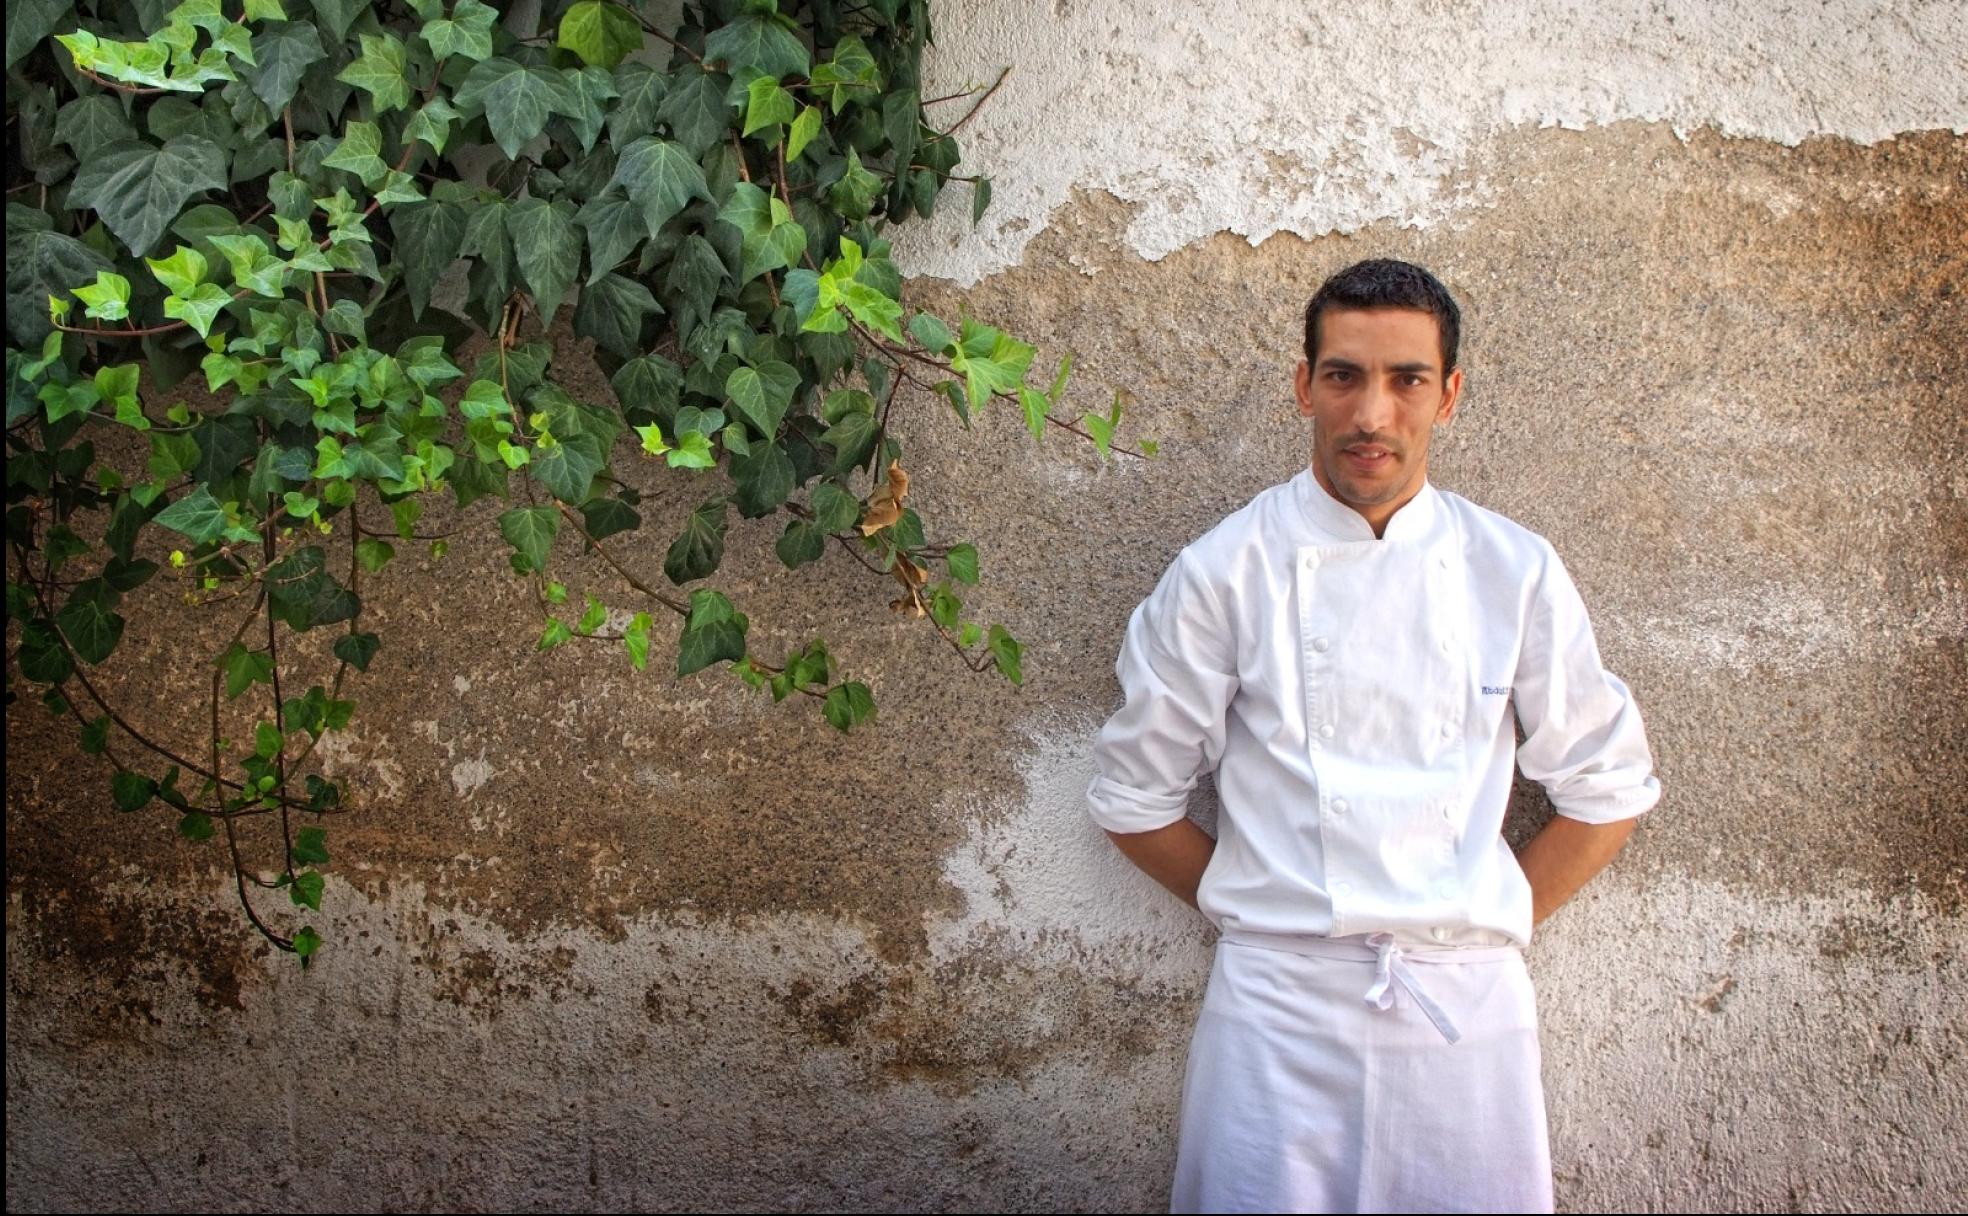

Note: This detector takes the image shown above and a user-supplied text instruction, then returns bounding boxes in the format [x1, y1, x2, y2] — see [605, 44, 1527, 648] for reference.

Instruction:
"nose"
[1356, 377, 1398, 434]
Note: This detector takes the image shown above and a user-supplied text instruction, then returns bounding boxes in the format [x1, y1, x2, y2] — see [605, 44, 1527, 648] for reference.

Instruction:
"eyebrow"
[1316, 357, 1439, 375]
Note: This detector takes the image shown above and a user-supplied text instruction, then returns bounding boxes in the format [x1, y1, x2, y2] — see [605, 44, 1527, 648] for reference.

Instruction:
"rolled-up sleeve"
[1086, 550, 1240, 834]
[1513, 553, 1662, 824]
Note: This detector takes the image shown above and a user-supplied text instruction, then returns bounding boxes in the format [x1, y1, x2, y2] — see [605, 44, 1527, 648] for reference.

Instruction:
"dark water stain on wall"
[6, 123, 1964, 1028]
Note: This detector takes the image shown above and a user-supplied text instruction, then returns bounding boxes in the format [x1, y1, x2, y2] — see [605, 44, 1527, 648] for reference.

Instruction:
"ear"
[1436, 366, 1465, 425]
[1294, 358, 1314, 417]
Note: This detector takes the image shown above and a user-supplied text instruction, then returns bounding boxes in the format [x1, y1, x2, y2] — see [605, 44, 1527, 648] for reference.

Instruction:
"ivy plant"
[3, 0, 1154, 965]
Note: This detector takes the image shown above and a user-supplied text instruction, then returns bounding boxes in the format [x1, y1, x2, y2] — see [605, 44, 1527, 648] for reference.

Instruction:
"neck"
[1310, 456, 1428, 539]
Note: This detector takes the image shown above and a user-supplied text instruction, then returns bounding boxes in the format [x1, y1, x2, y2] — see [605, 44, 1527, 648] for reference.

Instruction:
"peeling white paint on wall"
[7, 724, 1962, 1209]
[894, 0, 1968, 283]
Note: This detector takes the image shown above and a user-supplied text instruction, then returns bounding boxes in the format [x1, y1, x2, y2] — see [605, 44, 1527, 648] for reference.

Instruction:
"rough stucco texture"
[7, 1, 1967, 1211]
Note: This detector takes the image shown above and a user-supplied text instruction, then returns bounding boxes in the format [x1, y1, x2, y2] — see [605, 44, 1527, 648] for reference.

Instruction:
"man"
[1085, 259, 1660, 1214]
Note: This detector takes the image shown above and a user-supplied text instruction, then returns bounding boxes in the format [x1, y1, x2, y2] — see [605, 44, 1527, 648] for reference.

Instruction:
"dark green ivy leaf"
[248, 21, 327, 112]
[291, 825, 330, 864]
[730, 441, 796, 517]
[579, 496, 641, 541]
[572, 273, 662, 359]
[390, 201, 468, 318]
[111, 769, 158, 813]
[68, 138, 229, 257]
[18, 619, 73, 683]
[676, 588, 748, 677]
[333, 631, 381, 672]
[55, 581, 124, 665]
[704, 11, 811, 78]
[453, 58, 579, 160]
[775, 519, 825, 569]
[506, 198, 582, 322]
[576, 189, 645, 285]
[664, 497, 728, 585]
[7, 227, 114, 345]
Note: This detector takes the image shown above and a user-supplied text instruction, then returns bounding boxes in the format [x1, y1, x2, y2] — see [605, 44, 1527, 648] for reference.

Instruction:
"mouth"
[1339, 444, 1397, 472]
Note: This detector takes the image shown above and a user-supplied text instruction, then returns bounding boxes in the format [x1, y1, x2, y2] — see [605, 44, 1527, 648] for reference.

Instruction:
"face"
[1295, 307, 1464, 534]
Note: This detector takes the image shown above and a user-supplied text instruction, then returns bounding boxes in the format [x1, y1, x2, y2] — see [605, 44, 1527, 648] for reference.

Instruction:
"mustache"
[1334, 432, 1404, 455]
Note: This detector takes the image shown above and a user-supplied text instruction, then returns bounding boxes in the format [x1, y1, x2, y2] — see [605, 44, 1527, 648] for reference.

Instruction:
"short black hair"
[1303, 259, 1461, 372]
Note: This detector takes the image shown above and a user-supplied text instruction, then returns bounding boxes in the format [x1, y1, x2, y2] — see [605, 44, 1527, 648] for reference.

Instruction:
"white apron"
[1171, 933, 1553, 1214]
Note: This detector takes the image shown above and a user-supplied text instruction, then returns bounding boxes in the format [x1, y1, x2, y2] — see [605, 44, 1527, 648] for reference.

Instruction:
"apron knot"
[1362, 932, 1463, 1044]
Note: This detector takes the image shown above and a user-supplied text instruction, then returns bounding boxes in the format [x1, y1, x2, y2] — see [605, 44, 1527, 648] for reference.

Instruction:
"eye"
[1325, 369, 1353, 384]
[1400, 374, 1427, 387]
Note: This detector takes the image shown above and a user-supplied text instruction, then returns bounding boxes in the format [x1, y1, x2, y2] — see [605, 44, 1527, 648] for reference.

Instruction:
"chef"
[1086, 258, 1660, 1214]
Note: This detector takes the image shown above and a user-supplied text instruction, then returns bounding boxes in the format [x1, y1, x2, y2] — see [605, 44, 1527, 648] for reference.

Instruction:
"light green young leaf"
[558, 0, 643, 69]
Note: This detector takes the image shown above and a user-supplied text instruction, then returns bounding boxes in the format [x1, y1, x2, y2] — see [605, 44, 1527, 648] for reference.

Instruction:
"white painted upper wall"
[894, 0, 1968, 283]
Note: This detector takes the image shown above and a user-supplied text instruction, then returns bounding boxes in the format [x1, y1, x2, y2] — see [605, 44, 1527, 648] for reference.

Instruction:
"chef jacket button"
[1441, 803, 1454, 820]
[1303, 556, 1317, 571]
[1439, 638, 1452, 653]
[1437, 555, 1450, 569]
[1319, 723, 1335, 739]
[1438, 722, 1453, 738]
[1331, 797, 1349, 814]
[1431, 927, 1451, 943]
[1312, 636, 1330, 653]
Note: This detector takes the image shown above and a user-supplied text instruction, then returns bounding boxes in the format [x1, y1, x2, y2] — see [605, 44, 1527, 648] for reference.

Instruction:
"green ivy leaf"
[454, 58, 579, 160]
[111, 769, 158, 813]
[624, 611, 652, 671]
[163, 283, 232, 337]
[152, 486, 228, 544]
[337, 32, 412, 114]
[725, 359, 799, 439]
[742, 75, 796, 137]
[333, 631, 381, 672]
[946, 542, 979, 584]
[506, 198, 581, 321]
[177, 811, 216, 842]
[730, 441, 796, 517]
[390, 201, 467, 318]
[499, 505, 560, 574]
[56, 581, 124, 665]
[821, 681, 875, 732]
[558, 0, 644, 69]
[220, 641, 276, 698]
[575, 190, 644, 285]
[289, 869, 325, 911]
[247, 21, 327, 112]
[677, 588, 748, 677]
[987, 624, 1025, 685]
[292, 825, 330, 865]
[664, 497, 728, 585]
[655, 67, 725, 157]
[572, 273, 662, 359]
[54, 95, 137, 160]
[612, 137, 712, 241]
[704, 11, 810, 78]
[786, 104, 821, 161]
[421, 0, 499, 61]
[775, 519, 825, 569]
[292, 926, 322, 963]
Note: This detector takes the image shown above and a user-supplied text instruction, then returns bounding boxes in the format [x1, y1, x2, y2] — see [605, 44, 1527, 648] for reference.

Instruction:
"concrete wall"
[7, 1, 1965, 1209]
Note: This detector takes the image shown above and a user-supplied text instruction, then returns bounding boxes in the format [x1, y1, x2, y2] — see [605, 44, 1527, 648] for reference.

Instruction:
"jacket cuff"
[1552, 774, 1662, 825]
[1085, 774, 1191, 834]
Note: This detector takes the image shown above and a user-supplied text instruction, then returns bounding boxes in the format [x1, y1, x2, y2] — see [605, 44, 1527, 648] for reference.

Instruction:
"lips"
[1341, 444, 1397, 470]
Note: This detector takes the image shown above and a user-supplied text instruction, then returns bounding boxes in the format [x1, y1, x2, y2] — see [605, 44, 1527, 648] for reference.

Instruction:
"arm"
[1512, 552, 1660, 926]
[1517, 814, 1638, 926]
[1086, 551, 1239, 910]
[1105, 819, 1217, 909]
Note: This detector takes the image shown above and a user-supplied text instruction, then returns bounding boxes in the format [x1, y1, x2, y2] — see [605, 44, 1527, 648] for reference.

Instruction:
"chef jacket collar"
[1292, 465, 1441, 544]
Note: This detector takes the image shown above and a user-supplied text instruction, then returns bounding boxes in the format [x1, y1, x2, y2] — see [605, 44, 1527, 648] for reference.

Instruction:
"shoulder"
[1179, 477, 1300, 581]
[1436, 487, 1563, 585]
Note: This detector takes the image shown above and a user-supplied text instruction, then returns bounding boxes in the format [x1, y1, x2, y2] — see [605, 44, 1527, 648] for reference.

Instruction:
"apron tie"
[1362, 932, 1462, 1044]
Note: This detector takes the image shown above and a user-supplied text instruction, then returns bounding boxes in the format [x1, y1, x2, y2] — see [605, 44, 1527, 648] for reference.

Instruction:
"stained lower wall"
[7, 2, 1967, 1211]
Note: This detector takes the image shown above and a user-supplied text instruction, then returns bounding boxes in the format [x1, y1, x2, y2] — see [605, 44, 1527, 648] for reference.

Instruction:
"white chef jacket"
[1086, 467, 1659, 949]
